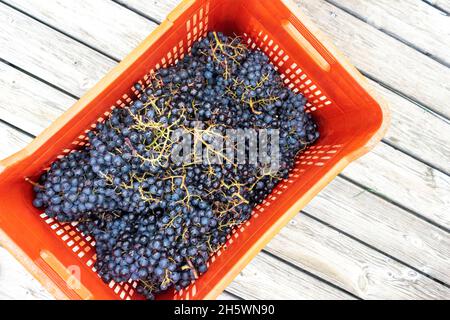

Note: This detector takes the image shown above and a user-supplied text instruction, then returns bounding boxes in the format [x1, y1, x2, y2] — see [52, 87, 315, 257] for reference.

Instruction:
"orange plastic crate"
[0, 0, 389, 300]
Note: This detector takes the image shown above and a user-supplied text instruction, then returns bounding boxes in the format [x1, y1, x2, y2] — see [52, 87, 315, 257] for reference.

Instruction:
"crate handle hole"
[282, 20, 330, 72]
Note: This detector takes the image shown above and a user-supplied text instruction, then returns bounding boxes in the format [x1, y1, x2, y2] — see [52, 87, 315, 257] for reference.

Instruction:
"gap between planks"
[422, 0, 450, 15]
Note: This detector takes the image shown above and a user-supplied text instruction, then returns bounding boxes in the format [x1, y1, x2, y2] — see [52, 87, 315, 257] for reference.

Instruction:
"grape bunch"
[32, 32, 319, 299]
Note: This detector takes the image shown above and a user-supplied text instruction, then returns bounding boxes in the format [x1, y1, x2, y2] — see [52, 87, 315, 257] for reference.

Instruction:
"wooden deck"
[0, 0, 449, 300]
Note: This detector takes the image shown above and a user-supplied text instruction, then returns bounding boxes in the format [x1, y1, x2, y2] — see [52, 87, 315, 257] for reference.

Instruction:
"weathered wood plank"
[343, 143, 450, 229]
[305, 177, 450, 284]
[228, 252, 354, 300]
[217, 291, 240, 300]
[4, 0, 157, 61]
[0, 122, 32, 159]
[0, 2, 115, 97]
[116, 0, 176, 22]
[117, 0, 450, 118]
[114, 0, 174, 23]
[0, 247, 54, 300]
[368, 77, 450, 174]
[424, 0, 450, 13]
[330, 0, 450, 66]
[266, 214, 450, 299]
[0, 62, 71, 136]
[296, 0, 450, 118]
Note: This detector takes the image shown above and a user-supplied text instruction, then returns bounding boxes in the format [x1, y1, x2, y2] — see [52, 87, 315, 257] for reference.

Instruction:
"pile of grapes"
[32, 32, 319, 299]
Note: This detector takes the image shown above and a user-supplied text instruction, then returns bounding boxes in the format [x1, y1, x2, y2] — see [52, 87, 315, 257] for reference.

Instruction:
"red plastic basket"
[0, 0, 389, 300]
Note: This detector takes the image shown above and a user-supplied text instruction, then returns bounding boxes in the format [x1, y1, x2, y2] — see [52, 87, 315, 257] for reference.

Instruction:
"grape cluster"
[32, 32, 319, 299]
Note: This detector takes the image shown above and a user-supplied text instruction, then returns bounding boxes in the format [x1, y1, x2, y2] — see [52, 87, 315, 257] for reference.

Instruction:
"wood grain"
[343, 143, 450, 229]
[330, 0, 450, 66]
[216, 291, 240, 300]
[116, 0, 176, 21]
[4, 0, 157, 61]
[296, 0, 450, 119]
[368, 77, 450, 174]
[266, 214, 450, 299]
[424, 0, 450, 13]
[0, 247, 53, 300]
[305, 177, 450, 284]
[227, 252, 354, 300]
[0, 2, 115, 97]
[0, 62, 71, 136]
[0, 122, 32, 159]
[114, 0, 175, 23]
